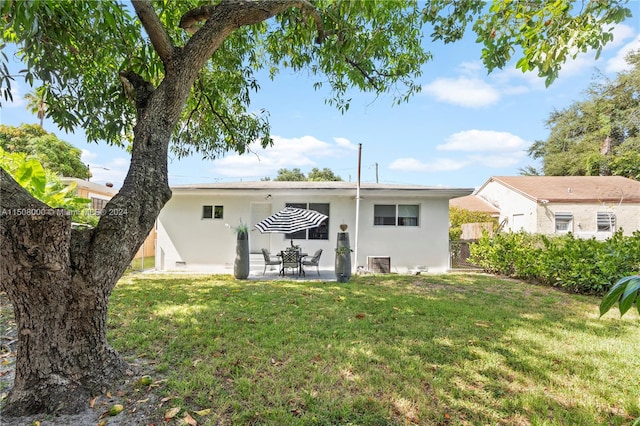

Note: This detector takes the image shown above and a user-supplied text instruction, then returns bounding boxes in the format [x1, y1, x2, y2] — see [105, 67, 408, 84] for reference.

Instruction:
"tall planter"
[234, 231, 250, 279]
[335, 232, 351, 283]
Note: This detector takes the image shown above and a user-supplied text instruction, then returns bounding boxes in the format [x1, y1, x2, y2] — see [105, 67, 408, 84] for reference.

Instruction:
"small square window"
[374, 205, 396, 226]
[555, 213, 572, 232]
[203, 205, 223, 219]
[214, 205, 224, 219]
[202, 205, 213, 219]
[597, 212, 615, 232]
[398, 204, 419, 226]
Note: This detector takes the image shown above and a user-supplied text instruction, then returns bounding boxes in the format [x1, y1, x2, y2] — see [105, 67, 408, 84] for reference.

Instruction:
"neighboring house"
[155, 181, 473, 274]
[62, 178, 156, 260]
[474, 176, 640, 239]
[449, 195, 500, 218]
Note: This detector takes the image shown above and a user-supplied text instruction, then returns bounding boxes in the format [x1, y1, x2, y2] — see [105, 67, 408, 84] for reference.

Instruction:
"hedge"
[468, 230, 640, 295]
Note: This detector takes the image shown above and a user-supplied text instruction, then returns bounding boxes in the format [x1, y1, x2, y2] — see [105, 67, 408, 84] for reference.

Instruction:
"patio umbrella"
[254, 207, 328, 234]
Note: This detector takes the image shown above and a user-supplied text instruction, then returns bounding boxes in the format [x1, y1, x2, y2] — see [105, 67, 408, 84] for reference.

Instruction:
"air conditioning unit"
[367, 256, 390, 273]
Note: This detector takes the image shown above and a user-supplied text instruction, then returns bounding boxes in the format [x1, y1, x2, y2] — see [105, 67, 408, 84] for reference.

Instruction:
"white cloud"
[422, 77, 500, 108]
[388, 157, 470, 172]
[606, 24, 636, 50]
[468, 151, 527, 168]
[211, 135, 357, 178]
[458, 61, 483, 76]
[334, 137, 358, 150]
[81, 149, 98, 163]
[437, 130, 529, 152]
[387, 129, 531, 176]
[606, 33, 640, 73]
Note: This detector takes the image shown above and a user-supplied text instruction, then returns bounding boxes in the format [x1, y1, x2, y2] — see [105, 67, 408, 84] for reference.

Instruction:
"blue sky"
[1, 8, 639, 191]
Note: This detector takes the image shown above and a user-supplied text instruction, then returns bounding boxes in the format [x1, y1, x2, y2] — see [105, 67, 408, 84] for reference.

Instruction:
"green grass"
[128, 255, 155, 271]
[108, 273, 640, 425]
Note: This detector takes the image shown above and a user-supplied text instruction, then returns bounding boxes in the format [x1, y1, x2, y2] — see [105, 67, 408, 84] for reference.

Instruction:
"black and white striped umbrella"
[254, 207, 328, 234]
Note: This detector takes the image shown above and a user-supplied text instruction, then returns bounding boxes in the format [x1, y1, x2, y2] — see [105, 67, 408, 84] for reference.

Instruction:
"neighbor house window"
[555, 213, 573, 232]
[202, 205, 224, 219]
[374, 204, 419, 226]
[597, 212, 615, 232]
[284, 202, 330, 240]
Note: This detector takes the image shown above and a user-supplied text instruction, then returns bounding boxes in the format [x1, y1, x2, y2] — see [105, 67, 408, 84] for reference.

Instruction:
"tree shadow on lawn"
[106, 273, 640, 425]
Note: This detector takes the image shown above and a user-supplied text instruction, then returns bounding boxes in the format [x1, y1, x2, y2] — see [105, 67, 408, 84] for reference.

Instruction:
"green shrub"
[469, 230, 640, 295]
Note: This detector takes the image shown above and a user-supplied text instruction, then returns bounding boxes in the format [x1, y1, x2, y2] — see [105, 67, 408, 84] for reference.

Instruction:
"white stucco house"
[474, 176, 640, 239]
[155, 181, 473, 274]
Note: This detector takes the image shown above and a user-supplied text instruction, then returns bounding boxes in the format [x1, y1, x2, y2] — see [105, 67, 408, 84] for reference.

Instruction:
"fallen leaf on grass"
[355, 312, 366, 319]
[165, 406, 181, 420]
[194, 408, 211, 416]
[183, 412, 197, 425]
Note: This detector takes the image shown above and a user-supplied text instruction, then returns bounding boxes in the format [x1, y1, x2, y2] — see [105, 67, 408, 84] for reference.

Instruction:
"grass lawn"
[128, 255, 155, 271]
[108, 273, 640, 425]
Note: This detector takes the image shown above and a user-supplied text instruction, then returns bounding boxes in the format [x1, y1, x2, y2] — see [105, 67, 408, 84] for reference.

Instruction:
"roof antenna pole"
[354, 143, 362, 273]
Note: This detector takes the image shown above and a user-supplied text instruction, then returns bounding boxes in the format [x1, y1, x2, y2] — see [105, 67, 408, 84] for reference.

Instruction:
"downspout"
[354, 143, 362, 273]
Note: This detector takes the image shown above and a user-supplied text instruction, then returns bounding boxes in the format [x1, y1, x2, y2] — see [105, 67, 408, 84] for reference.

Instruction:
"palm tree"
[24, 86, 49, 128]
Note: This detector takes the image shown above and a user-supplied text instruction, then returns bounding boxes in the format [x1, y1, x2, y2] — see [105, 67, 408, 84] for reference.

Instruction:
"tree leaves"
[600, 274, 640, 317]
[0, 146, 91, 212]
[471, 0, 632, 87]
[524, 51, 640, 178]
[2, 0, 631, 158]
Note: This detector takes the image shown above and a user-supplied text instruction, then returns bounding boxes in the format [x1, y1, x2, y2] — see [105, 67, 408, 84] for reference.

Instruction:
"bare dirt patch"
[1, 292, 166, 425]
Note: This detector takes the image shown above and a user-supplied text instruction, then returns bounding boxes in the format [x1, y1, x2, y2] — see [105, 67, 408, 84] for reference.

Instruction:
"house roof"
[478, 176, 640, 203]
[61, 177, 119, 197]
[171, 181, 474, 199]
[450, 195, 500, 216]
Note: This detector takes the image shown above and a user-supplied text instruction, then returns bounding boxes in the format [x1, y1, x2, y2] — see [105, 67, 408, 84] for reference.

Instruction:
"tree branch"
[180, 0, 325, 43]
[118, 71, 155, 117]
[199, 80, 239, 148]
[345, 57, 382, 92]
[131, 0, 175, 64]
[0, 168, 49, 211]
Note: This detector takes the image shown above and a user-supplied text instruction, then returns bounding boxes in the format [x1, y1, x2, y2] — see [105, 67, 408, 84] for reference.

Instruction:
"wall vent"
[367, 256, 390, 273]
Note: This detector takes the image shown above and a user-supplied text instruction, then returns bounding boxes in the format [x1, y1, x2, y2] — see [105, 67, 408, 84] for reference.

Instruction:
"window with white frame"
[284, 202, 329, 240]
[597, 212, 615, 232]
[374, 204, 419, 226]
[555, 212, 573, 232]
[202, 205, 224, 219]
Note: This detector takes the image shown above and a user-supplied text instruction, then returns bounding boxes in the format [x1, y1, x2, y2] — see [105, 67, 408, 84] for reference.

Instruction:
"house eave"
[170, 181, 473, 199]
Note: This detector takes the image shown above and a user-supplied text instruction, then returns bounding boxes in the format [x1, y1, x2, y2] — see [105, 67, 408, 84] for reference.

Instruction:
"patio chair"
[302, 249, 323, 276]
[280, 249, 301, 276]
[261, 249, 281, 275]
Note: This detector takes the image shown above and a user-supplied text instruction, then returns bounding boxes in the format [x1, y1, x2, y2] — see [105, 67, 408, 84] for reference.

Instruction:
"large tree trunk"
[0, 79, 175, 415]
[0, 211, 128, 415]
[1, 0, 321, 417]
[0, 114, 172, 415]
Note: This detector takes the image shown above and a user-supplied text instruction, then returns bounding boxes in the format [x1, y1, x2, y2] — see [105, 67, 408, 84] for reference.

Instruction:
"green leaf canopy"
[1, 0, 632, 162]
